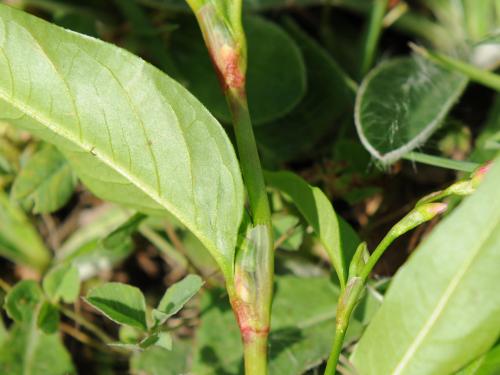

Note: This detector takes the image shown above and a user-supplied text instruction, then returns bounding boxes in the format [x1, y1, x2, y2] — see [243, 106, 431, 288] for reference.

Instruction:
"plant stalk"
[323, 203, 448, 375]
[226, 91, 271, 225]
[324, 279, 364, 375]
[359, 0, 389, 77]
[242, 331, 269, 375]
[410, 43, 500, 92]
[226, 89, 273, 375]
[186, 2, 274, 373]
[403, 151, 479, 172]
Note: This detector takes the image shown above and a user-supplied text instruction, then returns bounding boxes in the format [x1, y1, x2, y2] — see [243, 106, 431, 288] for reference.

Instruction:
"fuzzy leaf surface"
[355, 57, 467, 164]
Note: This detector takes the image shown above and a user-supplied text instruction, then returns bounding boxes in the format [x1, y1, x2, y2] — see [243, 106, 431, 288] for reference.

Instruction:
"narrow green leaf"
[0, 191, 50, 271]
[265, 171, 346, 288]
[36, 301, 60, 334]
[11, 144, 77, 214]
[0, 5, 244, 278]
[4, 280, 43, 322]
[352, 159, 500, 374]
[355, 57, 467, 164]
[404, 151, 479, 172]
[85, 282, 148, 331]
[153, 274, 203, 324]
[42, 263, 80, 304]
[359, 0, 389, 77]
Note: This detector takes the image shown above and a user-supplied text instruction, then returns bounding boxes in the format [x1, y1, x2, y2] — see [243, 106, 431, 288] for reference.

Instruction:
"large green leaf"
[351, 159, 500, 374]
[11, 144, 77, 214]
[171, 15, 306, 125]
[355, 57, 467, 164]
[0, 4, 244, 277]
[265, 171, 346, 288]
[0, 191, 50, 271]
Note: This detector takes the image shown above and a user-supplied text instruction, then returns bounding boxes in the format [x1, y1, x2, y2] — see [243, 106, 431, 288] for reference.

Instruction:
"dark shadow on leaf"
[200, 346, 243, 375]
[269, 326, 304, 361]
[87, 297, 146, 329]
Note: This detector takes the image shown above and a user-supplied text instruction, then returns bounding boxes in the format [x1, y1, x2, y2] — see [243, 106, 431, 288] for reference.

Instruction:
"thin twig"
[60, 306, 114, 344]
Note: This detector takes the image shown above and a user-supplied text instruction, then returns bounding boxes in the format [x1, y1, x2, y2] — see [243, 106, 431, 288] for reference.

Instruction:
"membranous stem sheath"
[186, 1, 274, 374]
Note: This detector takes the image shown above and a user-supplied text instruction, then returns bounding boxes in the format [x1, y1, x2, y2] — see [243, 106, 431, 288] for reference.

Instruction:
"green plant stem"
[227, 91, 271, 226]
[243, 332, 269, 375]
[60, 306, 115, 344]
[324, 280, 363, 375]
[359, 236, 394, 282]
[186, 3, 274, 373]
[324, 202, 447, 375]
[226, 90, 274, 375]
[411, 43, 500, 92]
[360, 0, 389, 77]
[404, 152, 479, 172]
[139, 224, 189, 270]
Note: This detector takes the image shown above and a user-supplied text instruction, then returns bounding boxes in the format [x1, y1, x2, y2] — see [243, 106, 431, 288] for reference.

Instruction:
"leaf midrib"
[0, 88, 220, 263]
[391, 217, 500, 375]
